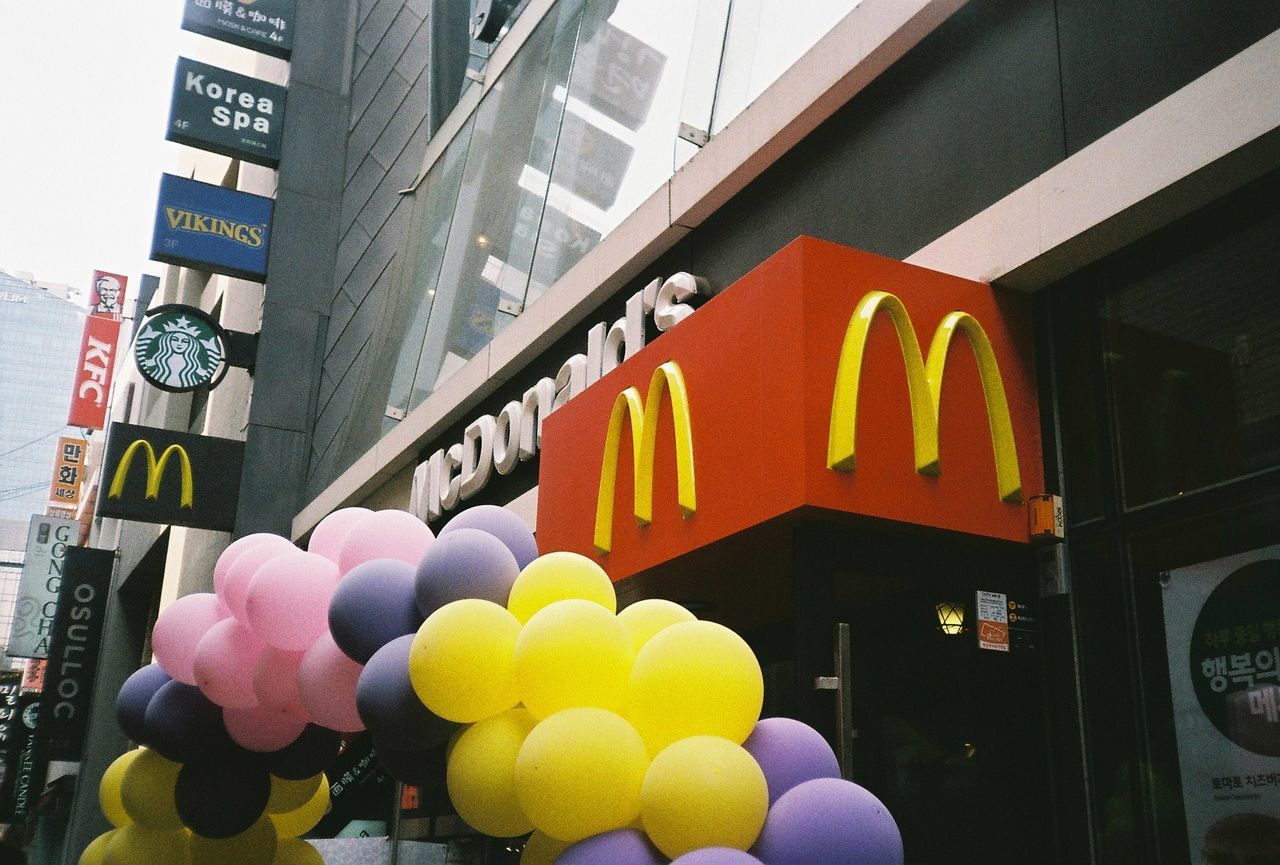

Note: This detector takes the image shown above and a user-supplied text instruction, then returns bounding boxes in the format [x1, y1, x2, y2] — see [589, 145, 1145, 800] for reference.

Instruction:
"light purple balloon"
[672, 849, 763, 865]
[415, 528, 520, 615]
[329, 559, 423, 664]
[298, 631, 365, 733]
[752, 778, 902, 865]
[337, 510, 434, 576]
[439, 505, 538, 569]
[214, 533, 294, 600]
[221, 541, 298, 623]
[557, 829, 665, 865]
[245, 551, 340, 651]
[742, 717, 840, 806]
[308, 507, 373, 565]
[193, 618, 266, 709]
[151, 593, 228, 685]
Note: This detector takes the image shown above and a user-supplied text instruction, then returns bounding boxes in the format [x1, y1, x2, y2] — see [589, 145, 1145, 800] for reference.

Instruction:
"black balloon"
[328, 559, 423, 664]
[116, 663, 171, 745]
[263, 724, 342, 780]
[144, 681, 235, 763]
[373, 740, 446, 787]
[176, 753, 270, 839]
[356, 635, 458, 750]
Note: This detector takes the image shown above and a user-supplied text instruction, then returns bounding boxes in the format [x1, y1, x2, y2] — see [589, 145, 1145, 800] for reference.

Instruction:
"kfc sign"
[68, 315, 123, 430]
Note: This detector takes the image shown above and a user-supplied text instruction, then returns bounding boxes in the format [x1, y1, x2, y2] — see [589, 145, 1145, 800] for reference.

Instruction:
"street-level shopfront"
[381, 172, 1280, 865]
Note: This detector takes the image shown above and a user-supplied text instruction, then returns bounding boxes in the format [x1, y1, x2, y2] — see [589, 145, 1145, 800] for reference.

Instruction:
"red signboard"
[68, 315, 123, 430]
[89, 270, 128, 318]
[537, 237, 1045, 584]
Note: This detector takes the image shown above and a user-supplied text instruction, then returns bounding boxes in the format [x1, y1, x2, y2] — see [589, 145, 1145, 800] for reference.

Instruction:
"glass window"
[409, 2, 586, 400]
[1101, 192, 1280, 507]
[525, 0, 702, 304]
[711, 0, 862, 134]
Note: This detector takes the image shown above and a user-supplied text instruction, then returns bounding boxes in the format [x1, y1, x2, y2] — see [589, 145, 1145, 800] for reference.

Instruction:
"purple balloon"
[144, 680, 236, 763]
[439, 505, 538, 570]
[329, 559, 423, 664]
[373, 740, 445, 787]
[356, 635, 458, 750]
[175, 753, 270, 839]
[558, 829, 665, 865]
[263, 723, 342, 780]
[415, 528, 520, 615]
[753, 778, 902, 865]
[116, 663, 171, 744]
[672, 849, 763, 865]
[742, 717, 840, 805]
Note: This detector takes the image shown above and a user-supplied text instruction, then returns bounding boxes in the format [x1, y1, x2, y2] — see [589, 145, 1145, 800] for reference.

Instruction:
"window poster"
[1162, 545, 1280, 861]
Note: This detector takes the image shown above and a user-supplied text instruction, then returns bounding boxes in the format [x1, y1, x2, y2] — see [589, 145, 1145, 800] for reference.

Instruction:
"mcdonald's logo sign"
[594, 361, 696, 554]
[536, 238, 1044, 583]
[109, 440, 195, 509]
[99, 423, 244, 531]
[827, 290, 1023, 504]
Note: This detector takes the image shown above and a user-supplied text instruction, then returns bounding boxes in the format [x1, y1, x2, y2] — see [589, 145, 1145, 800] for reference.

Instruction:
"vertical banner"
[48, 436, 88, 508]
[40, 547, 114, 761]
[68, 315, 123, 430]
[88, 270, 128, 319]
[0, 672, 20, 801]
[1163, 545, 1280, 859]
[4, 515, 77, 659]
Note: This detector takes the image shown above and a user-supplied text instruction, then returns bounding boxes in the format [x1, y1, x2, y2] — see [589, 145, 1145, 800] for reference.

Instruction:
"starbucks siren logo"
[135, 310, 226, 392]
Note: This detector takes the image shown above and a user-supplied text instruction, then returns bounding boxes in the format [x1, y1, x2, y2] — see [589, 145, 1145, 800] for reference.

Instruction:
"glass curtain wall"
[337, 0, 866, 477]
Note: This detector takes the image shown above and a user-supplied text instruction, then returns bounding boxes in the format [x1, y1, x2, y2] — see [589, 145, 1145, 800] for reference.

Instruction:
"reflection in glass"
[712, 0, 862, 134]
[409, 2, 585, 398]
[526, 0, 699, 303]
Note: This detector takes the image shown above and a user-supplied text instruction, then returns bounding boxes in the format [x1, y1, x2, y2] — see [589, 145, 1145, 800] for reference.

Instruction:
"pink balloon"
[222, 542, 299, 623]
[193, 618, 265, 709]
[297, 632, 365, 732]
[214, 533, 294, 599]
[223, 704, 308, 752]
[307, 507, 373, 566]
[151, 593, 229, 685]
[337, 510, 435, 576]
[245, 552, 340, 651]
[253, 647, 307, 713]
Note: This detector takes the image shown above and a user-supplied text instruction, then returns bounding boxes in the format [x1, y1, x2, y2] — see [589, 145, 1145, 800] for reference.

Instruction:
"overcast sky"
[0, 3, 187, 291]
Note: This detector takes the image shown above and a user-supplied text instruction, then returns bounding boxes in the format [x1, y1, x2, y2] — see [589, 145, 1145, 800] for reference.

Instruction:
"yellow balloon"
[507, 552, 616, 623]
[640, 736, 768, 859]
[266, 774, 323, 814]
[629, 621, 763, 752]
[447, 708, 537, 837]
[103, 824, 192, 865]
[190, 815, 277, 865]
[617, 599, 697, 653]
[79, 830, 116, 865]
[514, 708, 648, 842]
[120, 748, 184, 829]
[99, 749, 141, 829]
[520, 831, 571, 865]
[271, 774, 330, 839]
[410, 599, 521, 723]
[513, 599, 634, 720]
[271, 838, 325, 865]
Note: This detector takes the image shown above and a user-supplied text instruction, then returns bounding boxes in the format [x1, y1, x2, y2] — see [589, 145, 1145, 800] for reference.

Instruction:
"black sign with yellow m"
[99, 423, 244, 531]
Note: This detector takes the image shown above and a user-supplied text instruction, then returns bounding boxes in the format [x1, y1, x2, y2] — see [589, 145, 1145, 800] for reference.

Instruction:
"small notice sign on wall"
[976, 590, 1010, 652]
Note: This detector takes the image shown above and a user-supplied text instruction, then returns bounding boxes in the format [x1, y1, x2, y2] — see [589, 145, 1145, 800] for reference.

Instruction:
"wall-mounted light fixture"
[935, 601, 965, 636]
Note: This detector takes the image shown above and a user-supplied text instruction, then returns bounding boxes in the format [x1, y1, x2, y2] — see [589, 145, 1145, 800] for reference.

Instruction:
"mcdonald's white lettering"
[408, 274, 706, 523]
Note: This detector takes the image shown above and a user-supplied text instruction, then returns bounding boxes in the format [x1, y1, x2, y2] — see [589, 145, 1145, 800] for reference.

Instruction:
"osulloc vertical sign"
[167, 57, 287, 167]
[181, 0, 295, 60]
[40, 547, 114, 761]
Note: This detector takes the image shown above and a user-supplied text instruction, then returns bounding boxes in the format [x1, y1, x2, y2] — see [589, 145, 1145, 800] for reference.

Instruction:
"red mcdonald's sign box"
[536, 237, 1044, 583]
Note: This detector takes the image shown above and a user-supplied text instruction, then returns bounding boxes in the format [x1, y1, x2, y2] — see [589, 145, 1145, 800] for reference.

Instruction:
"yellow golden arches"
[594, 361, 697, 555]
[108, 440, 195, 509]
[827, 291, 1023, 504]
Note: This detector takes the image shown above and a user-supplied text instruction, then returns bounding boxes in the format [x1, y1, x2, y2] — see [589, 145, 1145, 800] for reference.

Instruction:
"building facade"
[65, 1, 1280, 863]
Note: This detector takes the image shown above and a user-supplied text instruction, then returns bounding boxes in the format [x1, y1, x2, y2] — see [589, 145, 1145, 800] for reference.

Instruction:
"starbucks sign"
[134, 305, 228, 393]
